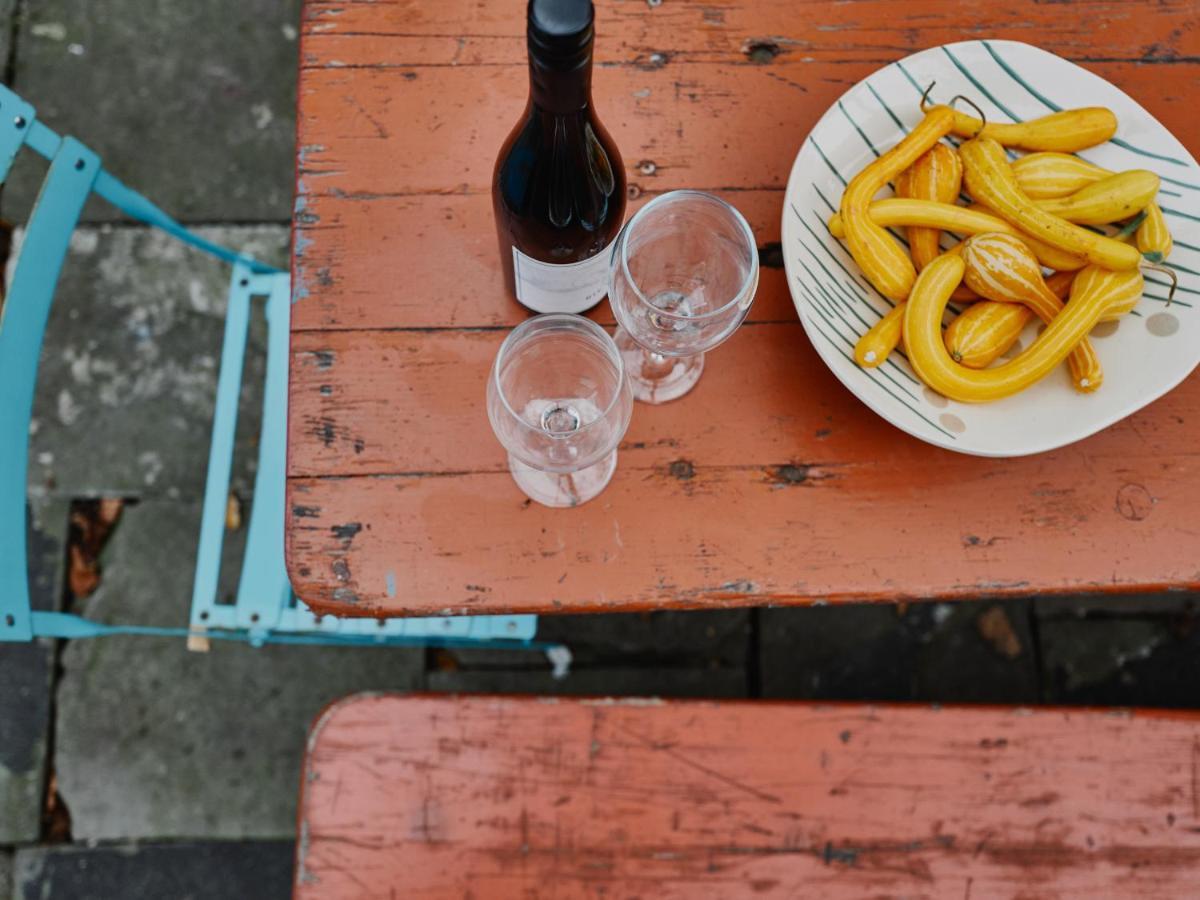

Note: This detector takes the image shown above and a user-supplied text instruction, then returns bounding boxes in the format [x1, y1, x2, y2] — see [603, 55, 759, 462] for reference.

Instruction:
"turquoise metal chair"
[0, 85, 568, 669]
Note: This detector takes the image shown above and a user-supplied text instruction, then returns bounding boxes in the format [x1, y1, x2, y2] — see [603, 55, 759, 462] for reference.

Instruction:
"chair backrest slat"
[0, 94, 36, 183]
[0, 138, 99, 640]
[189, 265, 254, 630]
[234, 271, 293, 633]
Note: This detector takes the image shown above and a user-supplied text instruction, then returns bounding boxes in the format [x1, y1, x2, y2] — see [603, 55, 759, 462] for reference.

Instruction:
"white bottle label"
[512, 242, 614, 314]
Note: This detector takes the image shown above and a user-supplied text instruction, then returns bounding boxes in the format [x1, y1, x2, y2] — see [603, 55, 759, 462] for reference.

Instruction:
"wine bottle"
[493, 0, 626, 314]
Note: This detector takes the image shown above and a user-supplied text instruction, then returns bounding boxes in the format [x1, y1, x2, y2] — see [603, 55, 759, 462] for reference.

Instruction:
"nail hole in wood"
[743, 39, 781, 64]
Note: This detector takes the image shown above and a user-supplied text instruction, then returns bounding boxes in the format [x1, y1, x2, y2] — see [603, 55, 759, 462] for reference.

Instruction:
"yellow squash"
[960, 233, 1101, 392]
[959, 137, 1142, 270]
[1011, 152, 1108, 198]
[905, 255, 1140, 403]
[839, 106, 956, 300]
[1011, 151, 1172, 260]
[896, 143, 963, 270]
[943, 269, 1076, 369]
[1136, 202, 1174, 261]
[854, 303, 905, 368]
[944, 301, 1032, 368]
[827, 198, 1085, 270]
[1037, 170, 1160, 226]
[940, 105, 1117, 152]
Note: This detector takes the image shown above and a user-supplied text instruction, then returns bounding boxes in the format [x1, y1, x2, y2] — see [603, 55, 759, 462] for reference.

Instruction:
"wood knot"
[768, 463, 810, 486]
[637, 159, 657, 176]
[743, 38, 782, 64]
[668, 459, 695, 480]
[758, 241, 784, 269]
[1115, 483, 1154, 521]
[627, 184, 642, 200]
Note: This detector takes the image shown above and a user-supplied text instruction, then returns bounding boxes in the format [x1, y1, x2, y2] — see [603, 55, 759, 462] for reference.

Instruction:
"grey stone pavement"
[0, 3, 1197, 898]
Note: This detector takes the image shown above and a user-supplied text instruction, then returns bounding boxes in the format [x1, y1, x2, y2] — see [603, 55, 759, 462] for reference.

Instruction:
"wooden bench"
[295, 695, 1200, 897]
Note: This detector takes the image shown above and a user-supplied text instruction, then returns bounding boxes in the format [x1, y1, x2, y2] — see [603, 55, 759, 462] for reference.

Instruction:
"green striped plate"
[782, 39, 1200, 457]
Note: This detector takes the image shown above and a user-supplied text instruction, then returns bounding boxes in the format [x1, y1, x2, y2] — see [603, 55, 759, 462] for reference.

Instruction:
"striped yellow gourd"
[959, 138, 1142, 270]
[1012, 152, 1172, 259]
[944, 301, 1032, 368]
[1038, 170, 1160, 226]
[827, 199, 1085, 271]
[854, 303, 905, 368]
[942, 265, 1075, 372]
[1136, 202, 1174, 261]
[960, 233, 1102, 392]
[896, 143, 963, 270]
[905, 255, 1141, 403]
[839, 106, 955, 301]
[941, 105, 1117, 152]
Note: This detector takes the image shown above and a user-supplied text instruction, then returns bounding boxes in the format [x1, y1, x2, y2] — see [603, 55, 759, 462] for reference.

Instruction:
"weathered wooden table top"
[295, 694, 1200, 897]
[288, 0, 1200, 617]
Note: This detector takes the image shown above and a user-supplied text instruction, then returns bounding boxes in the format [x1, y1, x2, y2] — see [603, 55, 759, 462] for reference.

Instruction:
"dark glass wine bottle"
[493, 0, 626, 314]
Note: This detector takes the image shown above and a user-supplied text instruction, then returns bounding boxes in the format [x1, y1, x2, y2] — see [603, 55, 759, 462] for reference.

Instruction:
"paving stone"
[14, 841, 293, 900]
[27, 225, 288, 501]
[0, 499, 69, 844]
[1035, 591, 1199, 619]
[7, 0, 300, 223]
[0, 0, 15, 74]
[446, 609, 750, 670]
[55, 499, 425, 840]
[759, 600, 1038, 703]
[1037, 595, 1200, 707]
[428, 665, 747, 699]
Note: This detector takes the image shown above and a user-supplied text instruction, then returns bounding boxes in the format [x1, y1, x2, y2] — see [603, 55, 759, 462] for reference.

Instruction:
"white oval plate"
[781, 39, 1200, 457]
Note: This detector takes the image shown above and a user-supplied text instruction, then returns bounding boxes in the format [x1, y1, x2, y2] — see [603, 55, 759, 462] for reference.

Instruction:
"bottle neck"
[528, 48, 593, 114]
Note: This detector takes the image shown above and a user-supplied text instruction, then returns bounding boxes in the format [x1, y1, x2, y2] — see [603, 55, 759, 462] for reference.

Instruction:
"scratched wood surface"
[295, 694, 1200, 898]
[289, 0, 1200, 616]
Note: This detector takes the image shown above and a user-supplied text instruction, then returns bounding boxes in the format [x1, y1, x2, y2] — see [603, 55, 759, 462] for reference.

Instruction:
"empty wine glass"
[609, 190, 759, 403]
[487, 314, 634, 508]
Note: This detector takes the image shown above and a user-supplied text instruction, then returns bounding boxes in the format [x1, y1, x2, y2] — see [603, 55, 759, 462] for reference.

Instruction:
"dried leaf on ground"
[67, 498, 126, 600]
[977, 605, 1022, 659]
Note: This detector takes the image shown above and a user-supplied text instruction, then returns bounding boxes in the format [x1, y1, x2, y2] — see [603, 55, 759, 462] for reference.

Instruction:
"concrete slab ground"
[6, 0, 301, 223]
[0, 500, 69, 844]
[27, 225, 288, 501]
[759, 599, 1039, 703]
[14, 841, 293, 900]
[1036, 593, 1200, 707]
[54, 499, 426, 841]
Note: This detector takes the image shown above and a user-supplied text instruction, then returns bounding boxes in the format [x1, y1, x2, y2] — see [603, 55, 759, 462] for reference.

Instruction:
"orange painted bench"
[295, 694, 1200, 897]
[288, 1, 1200, 617]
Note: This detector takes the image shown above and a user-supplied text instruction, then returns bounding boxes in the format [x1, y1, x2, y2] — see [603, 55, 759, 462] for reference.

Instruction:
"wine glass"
[487, 314, 634, 508]
[608, 190, 759, 403]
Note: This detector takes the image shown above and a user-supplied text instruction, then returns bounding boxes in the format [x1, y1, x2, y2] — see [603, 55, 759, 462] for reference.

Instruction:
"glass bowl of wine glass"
[608, 190, 759, 403]
[487, 314, 634, 508]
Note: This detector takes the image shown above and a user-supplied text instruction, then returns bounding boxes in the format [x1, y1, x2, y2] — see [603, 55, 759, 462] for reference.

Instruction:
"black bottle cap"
[528, 0, 594, 65]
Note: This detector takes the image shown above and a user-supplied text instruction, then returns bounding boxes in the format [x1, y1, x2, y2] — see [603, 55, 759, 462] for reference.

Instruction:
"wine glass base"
[508, 451, 618, 508]
[614, 328, 705, 404]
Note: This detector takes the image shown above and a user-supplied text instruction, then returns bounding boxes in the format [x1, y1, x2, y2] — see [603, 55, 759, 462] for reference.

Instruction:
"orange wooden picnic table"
[287, 0, 1200, 618]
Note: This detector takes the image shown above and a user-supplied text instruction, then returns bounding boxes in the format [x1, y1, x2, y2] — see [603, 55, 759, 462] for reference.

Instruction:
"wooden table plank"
[295, 694, 1200, 898]
[289, 0, 1200, 616]
[291, 191, 792, 331]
